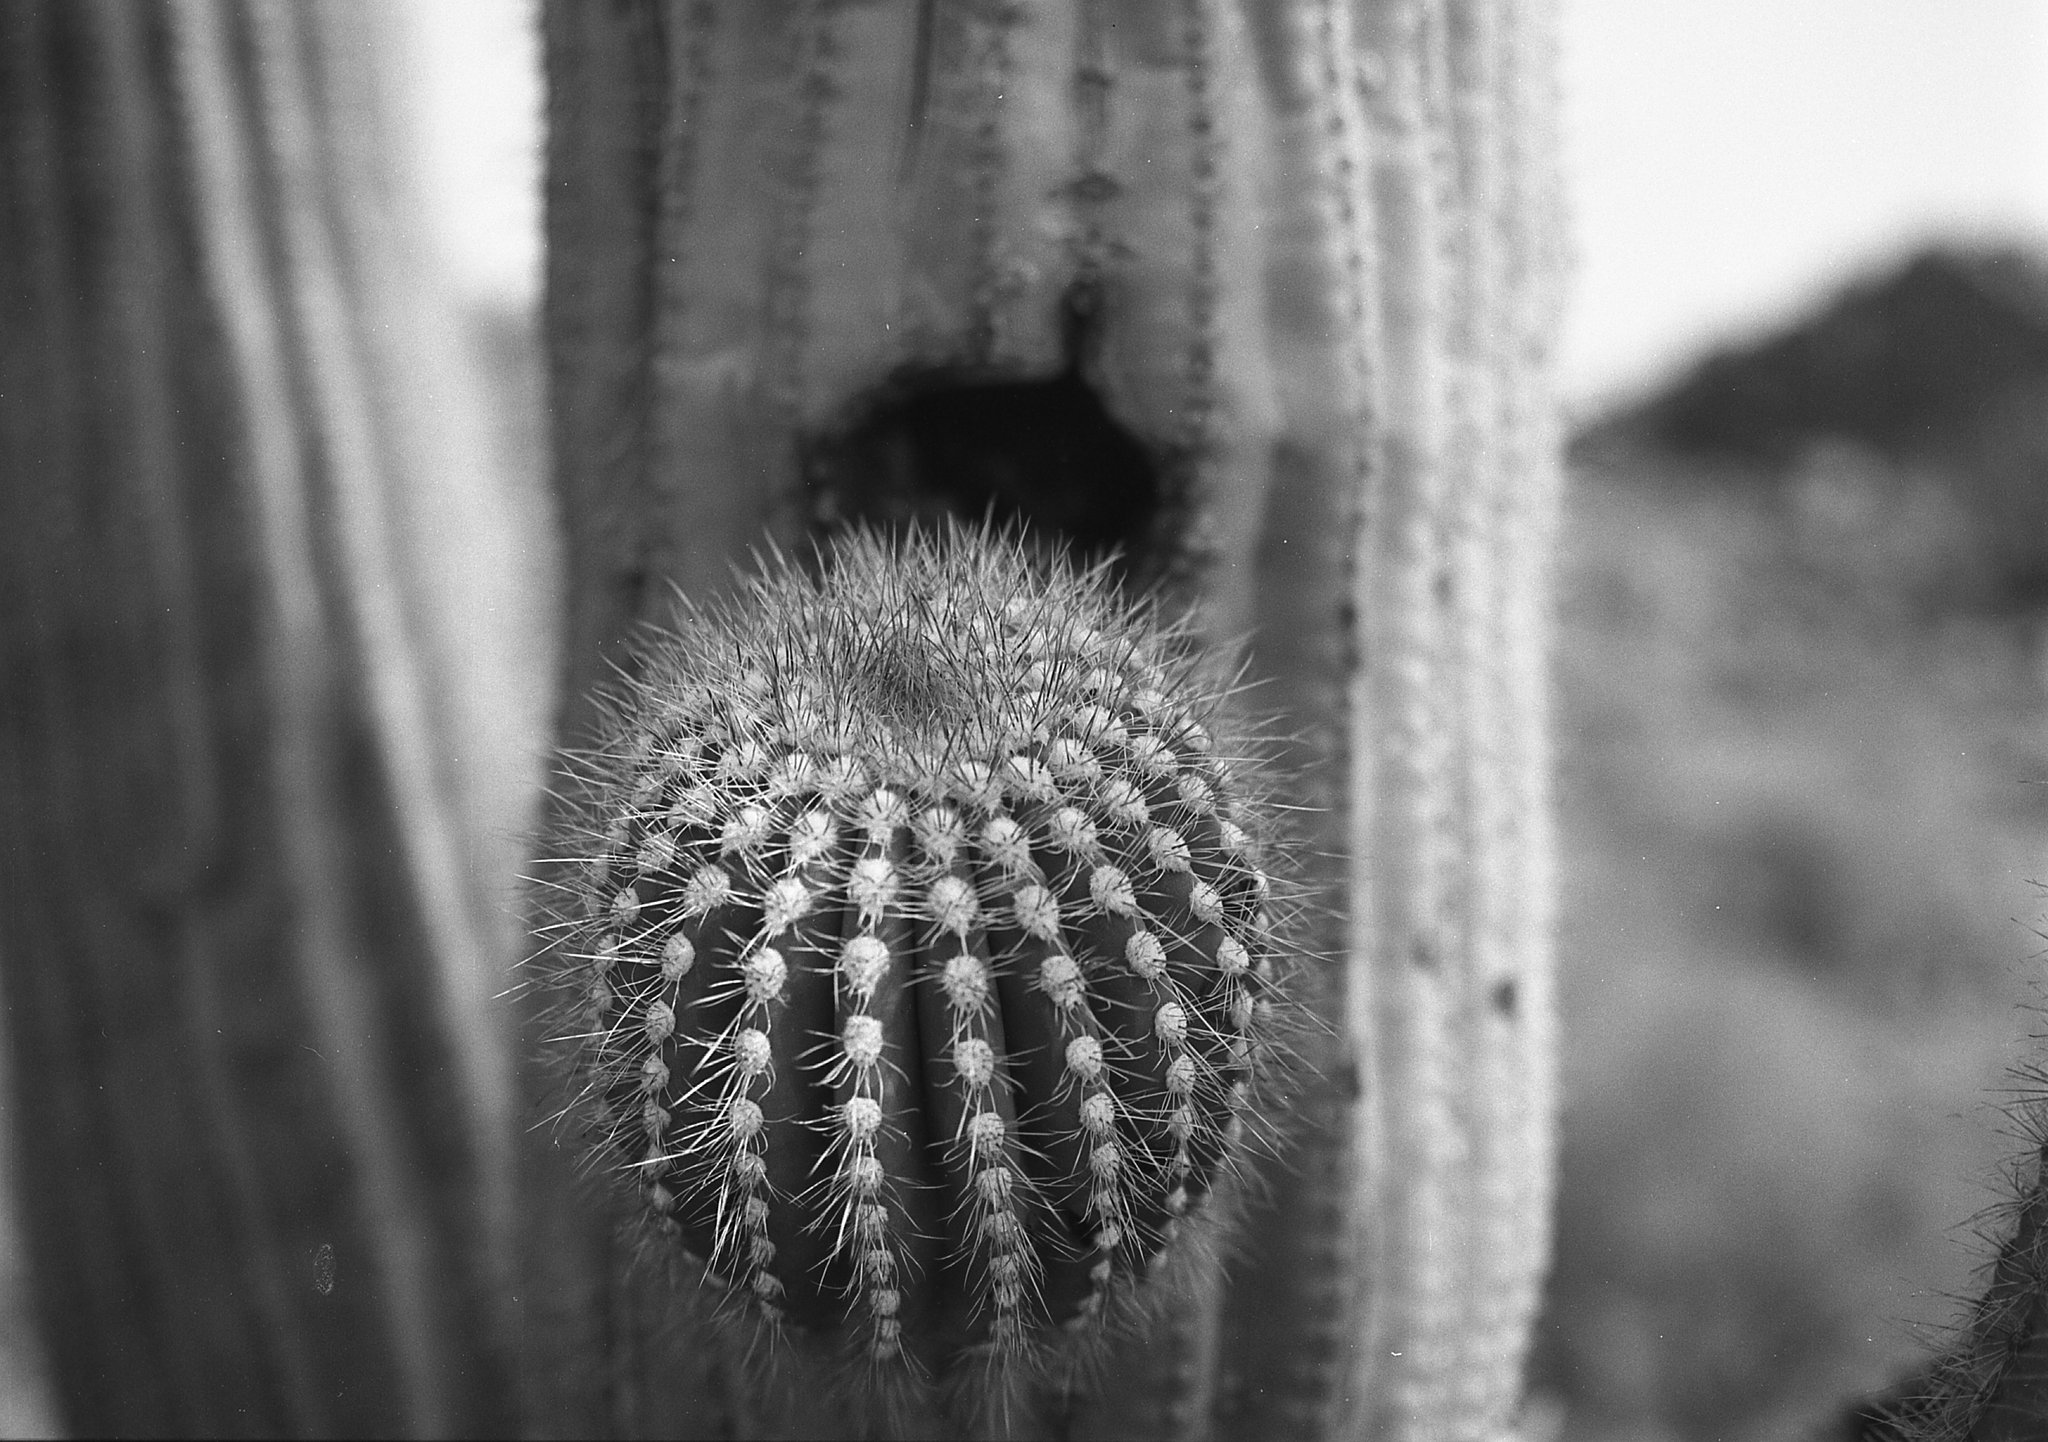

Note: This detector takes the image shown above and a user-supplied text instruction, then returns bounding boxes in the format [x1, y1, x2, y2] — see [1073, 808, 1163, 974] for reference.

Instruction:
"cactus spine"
[545, 530, 1293, 1424]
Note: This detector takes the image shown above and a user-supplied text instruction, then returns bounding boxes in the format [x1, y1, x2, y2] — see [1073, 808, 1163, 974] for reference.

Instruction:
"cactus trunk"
[0, 0, 540, 1433]
[537, 2, 1566, 1437]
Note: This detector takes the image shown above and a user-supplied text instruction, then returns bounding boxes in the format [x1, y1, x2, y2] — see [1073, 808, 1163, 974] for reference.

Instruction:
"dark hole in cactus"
[804, 374, 1162, 570]
[1492, 978, 1518, 1016]
[802, 285, 1167, 578]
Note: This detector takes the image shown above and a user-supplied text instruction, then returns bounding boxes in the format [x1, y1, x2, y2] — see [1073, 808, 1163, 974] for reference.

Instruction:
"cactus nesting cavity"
[546, 527, 1293, 1387]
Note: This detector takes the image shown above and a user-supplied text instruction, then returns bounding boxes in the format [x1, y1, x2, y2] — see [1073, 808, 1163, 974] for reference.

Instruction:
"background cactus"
[536, 3, 1566, 1437]
[0, 1, 542, 1433]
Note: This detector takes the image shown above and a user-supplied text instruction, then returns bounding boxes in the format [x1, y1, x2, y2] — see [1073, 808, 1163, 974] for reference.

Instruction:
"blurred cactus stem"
[0, 0, 547, 1434]
[538, 1, 1567, 1438]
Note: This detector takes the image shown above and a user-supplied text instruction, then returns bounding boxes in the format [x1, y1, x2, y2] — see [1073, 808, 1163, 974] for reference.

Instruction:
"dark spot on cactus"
[803, 283, 1164, 579]
[1066, 171, 1121, 206]
[1492, 978, 1518, 1016]
[617, 564, 652, 633]
[805, 373, 1159, 570]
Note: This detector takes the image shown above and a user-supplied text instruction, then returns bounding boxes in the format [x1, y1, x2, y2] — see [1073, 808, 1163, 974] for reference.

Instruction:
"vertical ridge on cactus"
[0, 1, 531, 1434]
[540, 527, 1300, 1424]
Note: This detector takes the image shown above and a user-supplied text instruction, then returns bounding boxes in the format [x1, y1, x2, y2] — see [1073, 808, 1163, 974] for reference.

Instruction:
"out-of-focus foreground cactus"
[0, 1, 540, 1434]
[0, 0, 1592, 1438]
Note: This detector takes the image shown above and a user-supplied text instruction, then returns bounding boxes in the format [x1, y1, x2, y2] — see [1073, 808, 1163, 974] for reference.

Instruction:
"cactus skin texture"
[546, 527, 1294, 1419]
[0, 2, 530, 1434]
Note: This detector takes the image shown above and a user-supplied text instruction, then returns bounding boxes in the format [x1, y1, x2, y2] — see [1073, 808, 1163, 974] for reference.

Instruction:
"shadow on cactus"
[534, 525, 1308, 1422]
[800, 285, 1175, 585]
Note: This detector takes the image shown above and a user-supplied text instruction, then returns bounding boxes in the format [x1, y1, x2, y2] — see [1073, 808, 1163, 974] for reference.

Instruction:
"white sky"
[1561, 0, 2048, 412]
[404, 1, 2048, 412]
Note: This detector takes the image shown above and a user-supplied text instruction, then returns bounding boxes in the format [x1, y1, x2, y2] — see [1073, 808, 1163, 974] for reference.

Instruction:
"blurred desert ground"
[2, 5, 2046, 1440]
[1531, 249, 2048, 1439]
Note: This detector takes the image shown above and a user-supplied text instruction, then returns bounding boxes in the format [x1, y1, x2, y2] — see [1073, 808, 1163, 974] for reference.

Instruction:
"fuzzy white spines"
[552, 527, 1288, 1382]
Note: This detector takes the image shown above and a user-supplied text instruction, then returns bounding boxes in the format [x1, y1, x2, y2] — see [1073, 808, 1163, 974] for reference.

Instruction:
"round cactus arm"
[540, 532, 1298, 1436]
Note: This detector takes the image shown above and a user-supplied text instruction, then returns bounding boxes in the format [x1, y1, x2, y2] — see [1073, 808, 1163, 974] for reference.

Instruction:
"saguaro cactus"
[536, 2, 1567, 1438]
[0, 1, 541, 1434]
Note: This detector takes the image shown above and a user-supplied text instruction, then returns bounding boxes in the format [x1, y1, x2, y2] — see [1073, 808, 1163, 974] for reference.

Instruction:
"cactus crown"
[544, 524, 1295, 1401]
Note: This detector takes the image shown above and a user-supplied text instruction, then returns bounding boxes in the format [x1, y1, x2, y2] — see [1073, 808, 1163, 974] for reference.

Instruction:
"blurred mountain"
[1577, 246, 2048, 615]
[1598, 248, 2048, 461]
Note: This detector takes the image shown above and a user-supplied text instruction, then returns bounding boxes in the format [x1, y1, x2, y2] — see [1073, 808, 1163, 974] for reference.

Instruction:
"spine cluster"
[547, 527, 1291, 1386]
